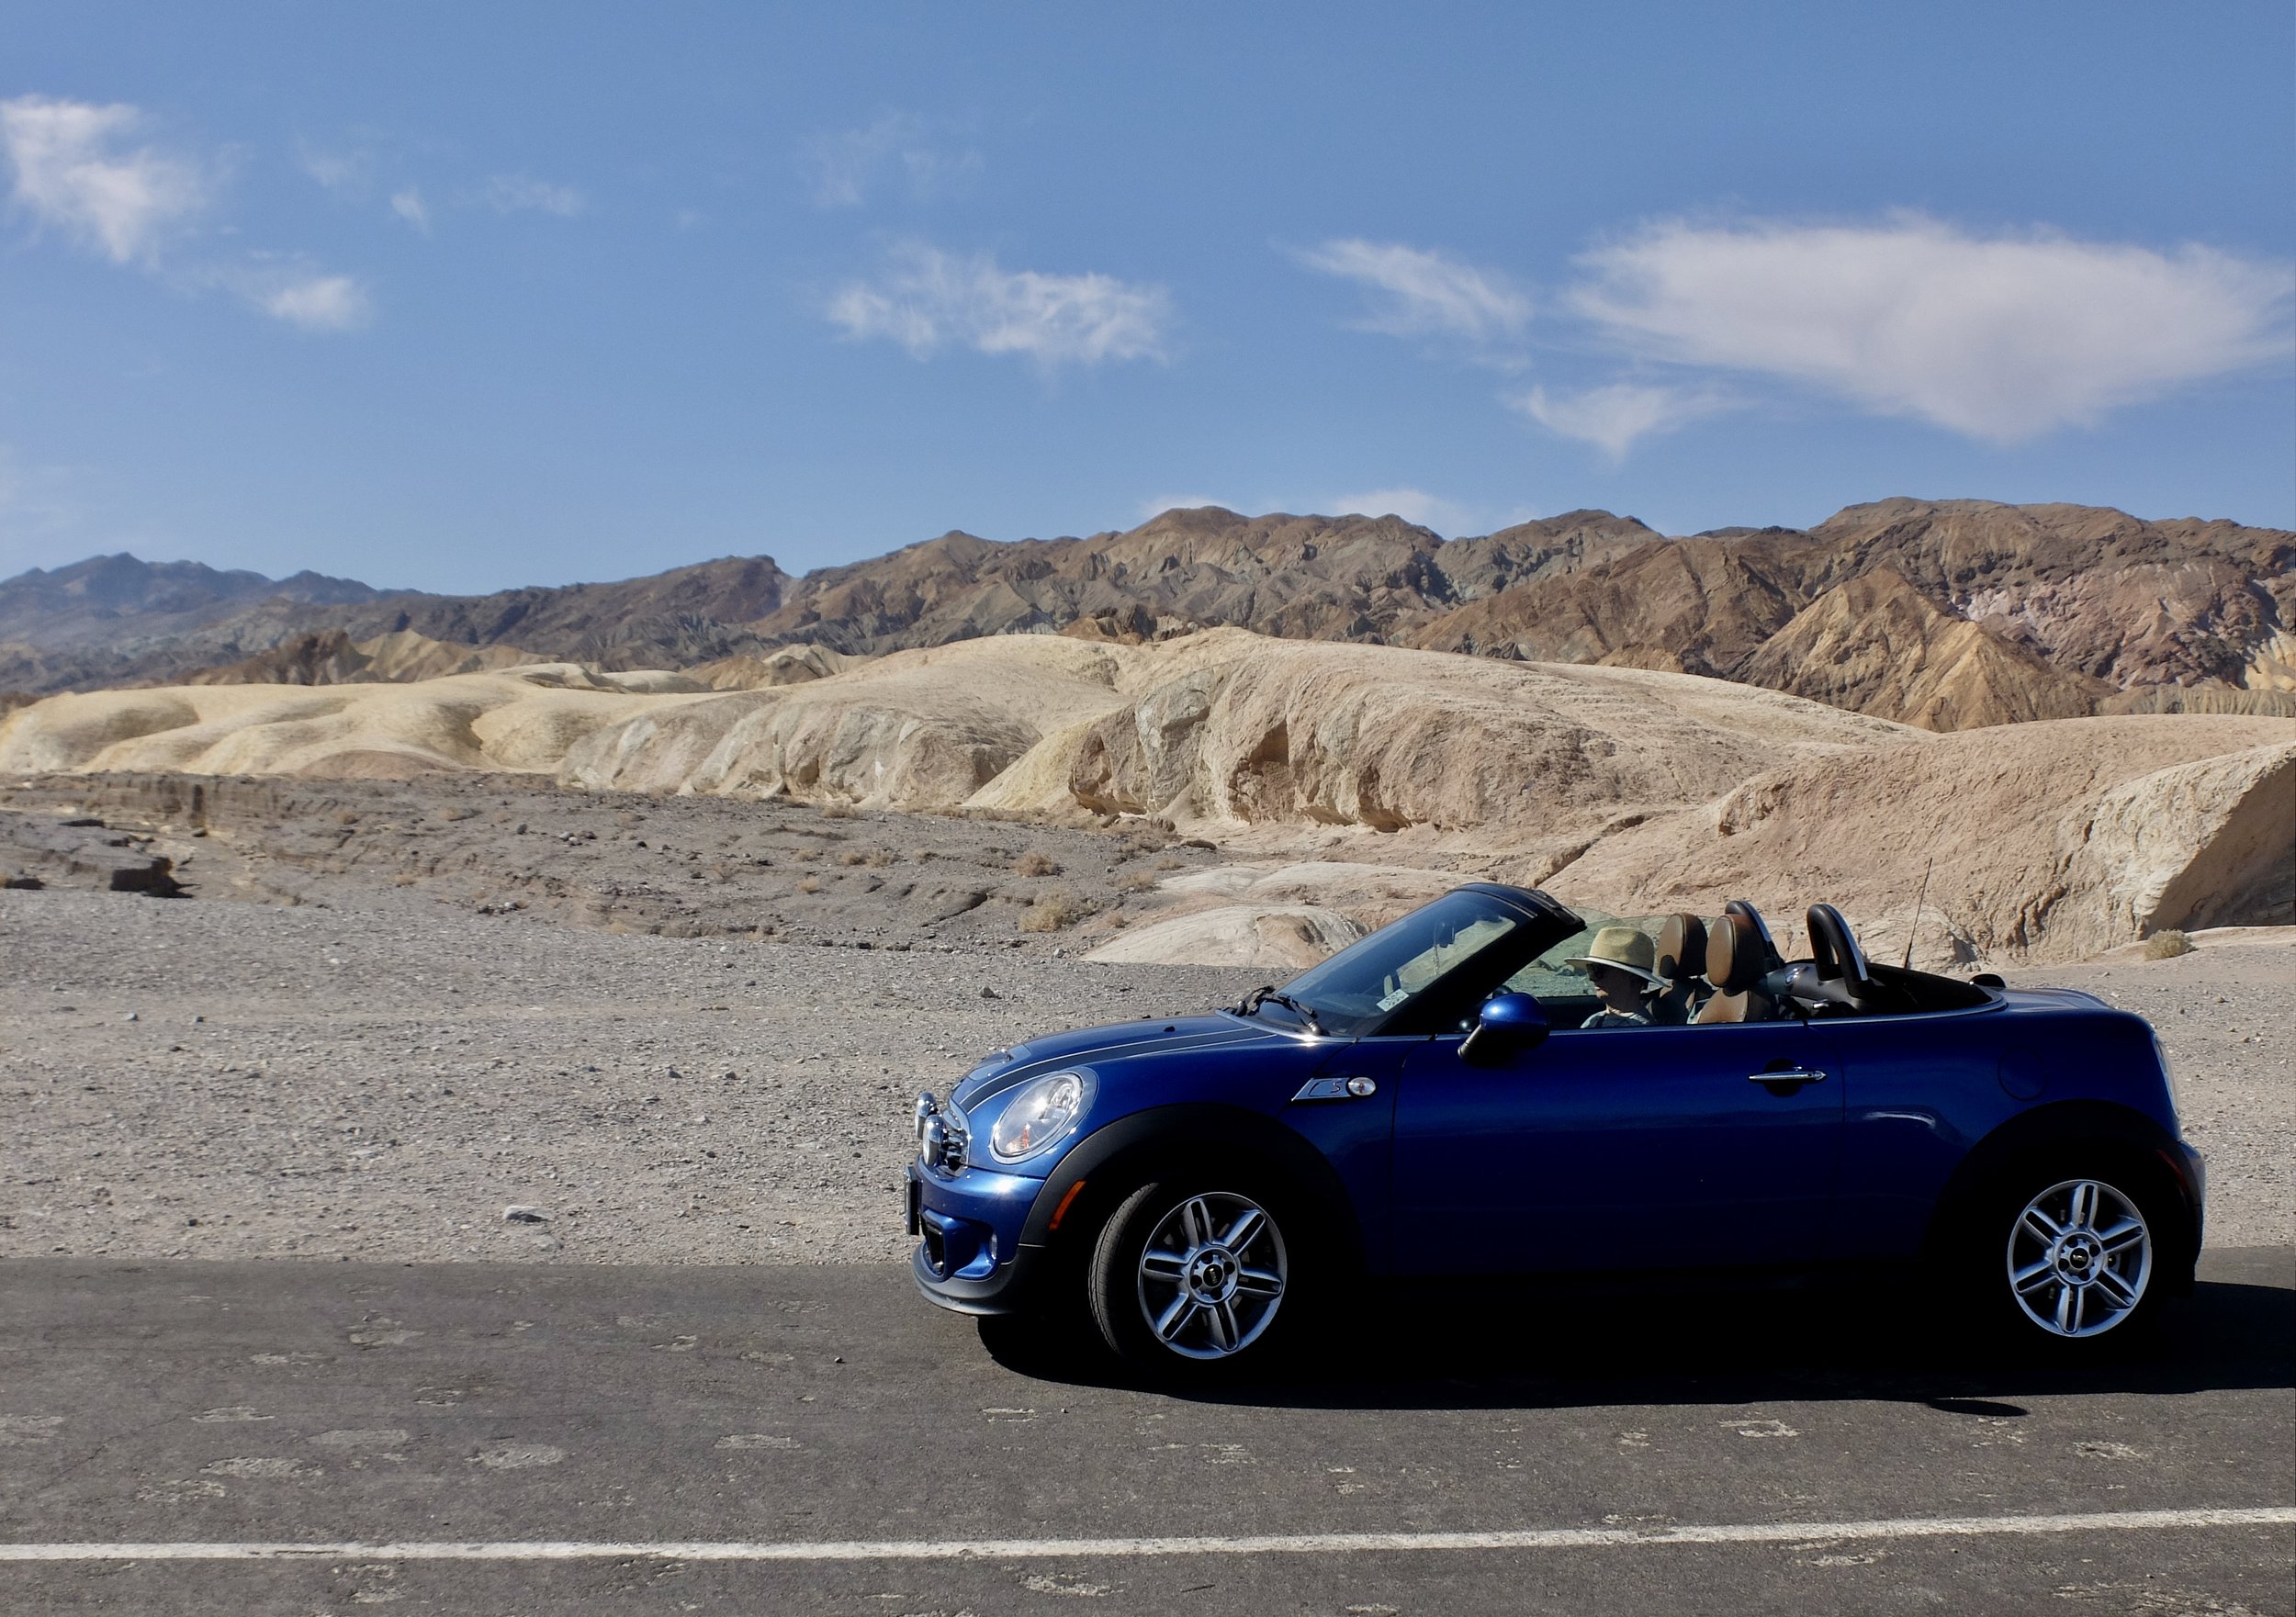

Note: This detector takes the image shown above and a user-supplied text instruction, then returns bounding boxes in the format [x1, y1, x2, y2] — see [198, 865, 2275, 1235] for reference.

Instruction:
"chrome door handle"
[1749, 1068, 1826, 1084]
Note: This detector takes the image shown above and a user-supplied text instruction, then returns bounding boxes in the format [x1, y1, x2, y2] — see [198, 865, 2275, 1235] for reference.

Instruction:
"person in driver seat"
[1564, 926, 1678, 1028]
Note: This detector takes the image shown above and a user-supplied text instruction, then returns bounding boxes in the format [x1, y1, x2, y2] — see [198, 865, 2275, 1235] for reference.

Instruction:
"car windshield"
[1256, 890, 1530, 1038]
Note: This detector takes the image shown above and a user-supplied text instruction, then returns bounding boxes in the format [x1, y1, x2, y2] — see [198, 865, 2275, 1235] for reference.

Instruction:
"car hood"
[952, 1012, 1282, 1105]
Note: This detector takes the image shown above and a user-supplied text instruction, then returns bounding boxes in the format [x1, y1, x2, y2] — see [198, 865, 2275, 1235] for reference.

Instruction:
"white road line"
[2, 1507, 2290, 1563]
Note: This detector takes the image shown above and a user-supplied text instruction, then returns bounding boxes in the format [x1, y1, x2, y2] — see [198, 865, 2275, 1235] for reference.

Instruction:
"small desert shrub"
[1019, 885, 1089, 932]
[2144, 929, 2195, 960]
[1117, 870, 1159, 893]
[1154, 855, 1185, 872]
[796, 874, 822, 894]
[818, 802, 855, 820]
[838, 849, 869, 867]
[1014, 849, 1062, 877]
[910, 848, 937, 862]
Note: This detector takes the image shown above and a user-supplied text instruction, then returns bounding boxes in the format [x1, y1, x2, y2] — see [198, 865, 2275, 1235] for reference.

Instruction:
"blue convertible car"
[907, 884, 2202, 1379]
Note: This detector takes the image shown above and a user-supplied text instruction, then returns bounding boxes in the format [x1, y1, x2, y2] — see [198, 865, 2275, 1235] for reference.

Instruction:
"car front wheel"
[1986, 1162, 2169, 1347]
[1088, 1178, 1297, 1378]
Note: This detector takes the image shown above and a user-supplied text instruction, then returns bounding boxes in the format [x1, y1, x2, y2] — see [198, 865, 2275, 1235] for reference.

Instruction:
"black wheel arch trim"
[1924, 1099, 2202, 1283]
[1019, 1103, 1367, 1275]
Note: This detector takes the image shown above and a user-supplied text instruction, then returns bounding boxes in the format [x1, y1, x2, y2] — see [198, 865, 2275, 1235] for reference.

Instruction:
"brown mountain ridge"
[2, 498, 2288, 732]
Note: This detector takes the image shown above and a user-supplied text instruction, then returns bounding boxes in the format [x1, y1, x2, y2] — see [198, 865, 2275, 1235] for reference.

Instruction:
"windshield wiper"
[1234, 984, 1322, 1035]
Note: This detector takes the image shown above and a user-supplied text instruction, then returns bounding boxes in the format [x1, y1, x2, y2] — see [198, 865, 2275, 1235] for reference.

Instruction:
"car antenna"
[1902, 856, 1935, 971]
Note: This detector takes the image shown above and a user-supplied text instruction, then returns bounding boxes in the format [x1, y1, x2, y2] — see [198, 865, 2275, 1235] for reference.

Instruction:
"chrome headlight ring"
[987, 1071, 1092, 1165]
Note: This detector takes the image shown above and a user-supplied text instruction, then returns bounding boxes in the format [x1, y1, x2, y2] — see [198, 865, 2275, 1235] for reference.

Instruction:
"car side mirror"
[1460, 992, 1548, 1065]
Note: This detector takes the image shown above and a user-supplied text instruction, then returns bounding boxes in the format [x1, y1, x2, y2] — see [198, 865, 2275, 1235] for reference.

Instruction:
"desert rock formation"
[179, 628, 548, 686]
[0, 667, 718, 780]
[15, 500, 2282, 735]
[10, 628, 2284, 961]
[1553, 715, 2296, 963]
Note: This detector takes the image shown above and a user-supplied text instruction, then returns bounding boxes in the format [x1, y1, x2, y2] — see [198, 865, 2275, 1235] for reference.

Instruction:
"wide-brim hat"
[1563, 925, 1665, 994]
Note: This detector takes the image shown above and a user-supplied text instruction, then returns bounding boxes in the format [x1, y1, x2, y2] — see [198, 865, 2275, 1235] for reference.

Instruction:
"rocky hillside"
[6, 499, 2289, 730]
[1410, 500, 2296, 727]
[4, 628, 2287, 961]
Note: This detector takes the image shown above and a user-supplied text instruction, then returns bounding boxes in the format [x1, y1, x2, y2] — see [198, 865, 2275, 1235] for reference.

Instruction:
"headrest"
[1655, 913, 1707, 983]
[1705, 913, 1764, 994]
[1722, 899, 1781, 968]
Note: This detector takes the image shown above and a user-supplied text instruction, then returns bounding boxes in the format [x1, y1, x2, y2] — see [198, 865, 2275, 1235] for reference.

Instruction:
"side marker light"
[1047, 1179, 1088, 1232]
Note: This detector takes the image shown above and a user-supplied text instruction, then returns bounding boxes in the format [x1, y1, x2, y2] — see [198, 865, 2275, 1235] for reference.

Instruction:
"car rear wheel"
[1089, 1178, 1297, 1379]
[1976, 1156, 2173, 1349]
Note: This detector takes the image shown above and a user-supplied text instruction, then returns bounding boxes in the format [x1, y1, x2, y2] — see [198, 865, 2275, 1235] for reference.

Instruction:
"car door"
[1389, 1017, 1845, 1275]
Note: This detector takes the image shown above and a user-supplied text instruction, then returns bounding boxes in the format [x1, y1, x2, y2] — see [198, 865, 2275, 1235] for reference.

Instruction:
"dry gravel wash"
[3, 883, 2290, 1265]
[0, 890, 1260, 1266]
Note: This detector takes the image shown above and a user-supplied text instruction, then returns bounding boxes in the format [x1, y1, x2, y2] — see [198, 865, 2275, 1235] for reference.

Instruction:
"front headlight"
[988, 1072, 1089, 1164]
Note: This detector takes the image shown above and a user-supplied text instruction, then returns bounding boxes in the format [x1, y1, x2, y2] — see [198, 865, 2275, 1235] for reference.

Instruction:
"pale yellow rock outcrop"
[971, 637, 1915, 836]
[0, 668, 717, 779]
[1086, 904, 1367, 969]
[555, 636, 1149, 807]
[1551, 715, 2296, 964]
[6, 630, 2287, 966]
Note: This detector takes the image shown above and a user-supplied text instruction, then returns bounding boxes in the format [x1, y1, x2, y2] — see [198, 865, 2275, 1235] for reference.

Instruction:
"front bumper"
[906, 1160, 1052, 1317]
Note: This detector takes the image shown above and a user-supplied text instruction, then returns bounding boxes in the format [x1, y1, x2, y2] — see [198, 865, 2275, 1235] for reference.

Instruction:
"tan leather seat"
[1694, 912, 1774, 1024]
[1653, 912, 1707, 1023]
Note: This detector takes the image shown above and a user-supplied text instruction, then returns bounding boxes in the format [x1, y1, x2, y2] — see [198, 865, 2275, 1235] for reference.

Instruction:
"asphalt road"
[1, 1252, 2289, 1616]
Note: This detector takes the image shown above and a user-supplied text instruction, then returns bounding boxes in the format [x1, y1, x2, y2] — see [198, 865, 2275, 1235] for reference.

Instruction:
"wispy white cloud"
[1298, 239, 1531, 346]
[253, 271, 373, 331]
[1138, 493, 1241, 519]
[389, 185, 430, 233]
[829, 244, 1172, 368]
[1326, 486, 1483, 534]
[1510, 382, 1731, 461]
[3, 94, 372, 333]
[0, 95, 208, 264]
[481, 173, 586, 217]
[800, 112, 980, 208]
[296, 141, 369, 195]
[1568, 215, 2294, 443]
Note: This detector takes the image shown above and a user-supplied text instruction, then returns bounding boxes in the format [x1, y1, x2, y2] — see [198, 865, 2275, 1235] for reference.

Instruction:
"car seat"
[1694, 909, 1777, 1024]
[1653, 912, 1708, 1023]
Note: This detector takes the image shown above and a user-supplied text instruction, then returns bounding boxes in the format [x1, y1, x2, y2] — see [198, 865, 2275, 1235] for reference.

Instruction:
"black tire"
[1962, 1146, 2181, 1353]
[1087, 1172, 1308, 1382]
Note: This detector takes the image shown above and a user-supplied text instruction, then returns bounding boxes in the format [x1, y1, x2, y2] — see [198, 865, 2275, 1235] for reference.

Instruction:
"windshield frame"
[1244, 884, 1582, 1039]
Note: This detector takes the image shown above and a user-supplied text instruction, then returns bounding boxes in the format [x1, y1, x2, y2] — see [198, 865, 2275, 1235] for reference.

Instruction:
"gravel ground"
[3, 779, 2287, 1266]
[0, 888, 1262, 1265]
[0, 771, 1224, 951]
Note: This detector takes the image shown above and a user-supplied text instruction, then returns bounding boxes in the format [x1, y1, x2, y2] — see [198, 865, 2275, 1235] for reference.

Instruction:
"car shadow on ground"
[978, 1261, 2294, 1411]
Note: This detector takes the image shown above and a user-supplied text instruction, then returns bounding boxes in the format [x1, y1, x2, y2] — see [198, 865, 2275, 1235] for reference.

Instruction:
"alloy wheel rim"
[2005, 1177, 2152, 1339]
[1135, 1192, 1288, 1360]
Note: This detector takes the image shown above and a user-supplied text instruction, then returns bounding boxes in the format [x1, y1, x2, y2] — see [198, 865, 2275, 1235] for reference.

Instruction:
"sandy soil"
[3, 777, 2287, 1265]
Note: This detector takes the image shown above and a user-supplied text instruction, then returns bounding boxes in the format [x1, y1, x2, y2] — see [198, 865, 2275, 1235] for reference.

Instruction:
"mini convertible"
[906, 885, 2202, 1379]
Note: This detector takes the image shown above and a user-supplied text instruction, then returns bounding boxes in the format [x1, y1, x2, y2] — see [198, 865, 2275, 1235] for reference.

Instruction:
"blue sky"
[2, 2, 2291, 594]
